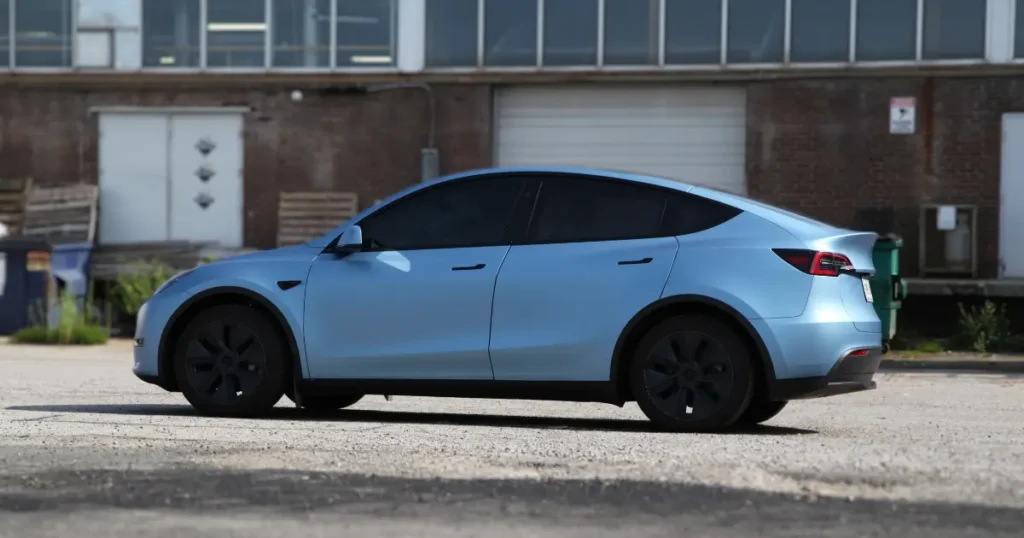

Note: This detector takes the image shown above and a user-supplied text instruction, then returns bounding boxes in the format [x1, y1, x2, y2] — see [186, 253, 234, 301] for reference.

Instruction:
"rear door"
[489, 175, 679, 382]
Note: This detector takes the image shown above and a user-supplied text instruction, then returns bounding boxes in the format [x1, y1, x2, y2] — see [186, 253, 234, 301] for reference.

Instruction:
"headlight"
[153, 269, 193, 297]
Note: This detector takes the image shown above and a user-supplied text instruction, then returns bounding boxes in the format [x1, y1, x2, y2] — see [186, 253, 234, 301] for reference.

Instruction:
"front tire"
[630, 315, 754, 432]
[174, 304, 287, 417]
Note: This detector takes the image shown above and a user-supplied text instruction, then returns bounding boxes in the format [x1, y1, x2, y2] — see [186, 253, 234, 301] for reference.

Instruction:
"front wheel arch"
[609, 295, 774, 404]
[158, 286, 303, 392]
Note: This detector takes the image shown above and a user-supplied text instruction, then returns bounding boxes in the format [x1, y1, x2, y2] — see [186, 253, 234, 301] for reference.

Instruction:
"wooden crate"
[0, 178, 32, 235]
[277, 191, 359, 247]
[22, 184, 99, 244]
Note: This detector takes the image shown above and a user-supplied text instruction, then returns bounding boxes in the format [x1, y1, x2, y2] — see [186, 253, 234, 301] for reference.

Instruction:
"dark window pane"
[527, 177, 667, 244]
[485, 0, 537, 66]
[790, 0, 850, 63]
[856, 0, 916, 61]
[272, 0, 330, 67]
[543, 0, 597, 66]
[143, 0, 201, 67]
[603, 0, 658, 65]
[426, 0, 478, 67]
[336, 0, 395, 67]
[207, 0, 266, 68]
[1016, 0, 1024, 57]
[665, 0, 721, 65]
[923, 0, 985, 60]
[727, 0, 784, 63]
[0, 0, 9, 68]
[662, 192, 741, 236]
[15, 0, 72, 67]
[360, 177, 524, 250]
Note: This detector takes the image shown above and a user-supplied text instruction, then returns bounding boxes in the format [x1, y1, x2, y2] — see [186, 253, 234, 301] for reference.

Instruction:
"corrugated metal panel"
[495, 85, 747, 194]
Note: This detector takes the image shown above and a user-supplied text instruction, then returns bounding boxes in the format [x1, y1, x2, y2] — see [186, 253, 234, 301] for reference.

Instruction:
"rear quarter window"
[661, 192, 742, 236]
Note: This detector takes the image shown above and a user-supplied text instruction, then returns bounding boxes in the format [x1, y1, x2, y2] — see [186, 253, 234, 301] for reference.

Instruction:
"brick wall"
[0, 83, 493, 249]
[747, 76, 1024, 279]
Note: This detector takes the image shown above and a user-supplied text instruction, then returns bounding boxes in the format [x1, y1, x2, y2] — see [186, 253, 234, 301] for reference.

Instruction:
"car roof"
[436, 166, 697, 193]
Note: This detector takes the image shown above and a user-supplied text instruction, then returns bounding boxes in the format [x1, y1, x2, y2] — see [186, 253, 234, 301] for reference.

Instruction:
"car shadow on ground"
[1, 468, 1021, 537]
[6, 404, 815, 435]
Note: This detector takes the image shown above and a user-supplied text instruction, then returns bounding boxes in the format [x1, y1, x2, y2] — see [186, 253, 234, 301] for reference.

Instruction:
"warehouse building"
[0, 0, 1022, 295]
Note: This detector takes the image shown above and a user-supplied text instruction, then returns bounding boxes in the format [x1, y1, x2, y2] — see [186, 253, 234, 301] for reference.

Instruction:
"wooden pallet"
[0, 177, 32, 236]
[21, 184, 99, 244]
[90, 241, 256, 280]
[277, 191, 359, 247]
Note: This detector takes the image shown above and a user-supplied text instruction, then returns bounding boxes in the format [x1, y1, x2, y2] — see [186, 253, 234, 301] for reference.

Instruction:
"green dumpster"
[869, 234, 908, 352]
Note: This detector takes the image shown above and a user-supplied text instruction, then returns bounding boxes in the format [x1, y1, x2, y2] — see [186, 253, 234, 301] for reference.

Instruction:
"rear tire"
[286, 392, 364, 412]
[736, 400, 788, 427]
[630, 315, 754, 432]
[174, 304, 287, 417]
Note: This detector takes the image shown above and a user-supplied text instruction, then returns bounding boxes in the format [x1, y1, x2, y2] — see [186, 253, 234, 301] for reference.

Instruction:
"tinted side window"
[526, 177, 668, 244]
[662, 192, 742, 236]
[359, 177, 525, 250]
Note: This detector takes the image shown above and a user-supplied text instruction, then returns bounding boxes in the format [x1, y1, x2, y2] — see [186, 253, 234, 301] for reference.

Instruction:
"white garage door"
[495, 85, 747, 193]
[98, 110, 245, 247]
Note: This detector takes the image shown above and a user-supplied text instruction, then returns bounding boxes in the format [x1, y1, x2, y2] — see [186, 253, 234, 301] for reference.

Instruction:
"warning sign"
[890, 97, 916, 135]
[26, 251, 50, 272]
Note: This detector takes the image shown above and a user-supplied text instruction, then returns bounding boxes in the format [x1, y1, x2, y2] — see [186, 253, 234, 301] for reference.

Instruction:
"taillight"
[773, 249, 853, 277]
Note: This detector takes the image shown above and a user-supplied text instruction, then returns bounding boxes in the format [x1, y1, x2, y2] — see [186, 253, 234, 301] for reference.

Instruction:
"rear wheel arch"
[158, 286, 303, 392]
[609, 295, 774, 403]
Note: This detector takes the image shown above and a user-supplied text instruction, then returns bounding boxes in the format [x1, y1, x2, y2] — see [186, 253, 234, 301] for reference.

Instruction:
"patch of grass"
[952, 301, 1011, 354]
[11, 323, 109, 345]
[112, 261, 175, 319]
[10, 291, 110, 346]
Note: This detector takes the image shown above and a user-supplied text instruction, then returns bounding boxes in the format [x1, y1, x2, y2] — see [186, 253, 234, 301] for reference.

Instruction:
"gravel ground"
[1, 347, 1022, 537]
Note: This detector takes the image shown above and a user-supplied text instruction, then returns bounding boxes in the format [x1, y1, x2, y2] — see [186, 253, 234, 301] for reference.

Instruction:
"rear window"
[661, 192, 742, 236]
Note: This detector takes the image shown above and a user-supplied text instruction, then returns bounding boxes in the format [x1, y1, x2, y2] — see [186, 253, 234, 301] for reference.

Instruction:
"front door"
[489, 175, 679, 382]
[303, 175, 528, 380]
[169, 113, 245, 248]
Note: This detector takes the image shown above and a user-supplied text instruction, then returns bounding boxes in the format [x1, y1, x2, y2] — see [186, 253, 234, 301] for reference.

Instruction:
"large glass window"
[484, 0, 538, 66]
[336, 0, 395, 67]
[856, 0, 917, 61]
[426, 0, 478, 67]
[790, 0, 850, 63]
[142, 0, 201, 68]
[526, 177, 668, 244]
[15, 0, 73, 67]
[727, 0, 784, 63]
[272, 0, 330, 67]
[922, 0, 985, 60]
[543, 0, 597, 66]
[359, 177, 525, 251]
[665, 0, 721, 65]
[604, 0, 658, 66]
[0, 0, 9, 68]
[206, 0, 266, 68]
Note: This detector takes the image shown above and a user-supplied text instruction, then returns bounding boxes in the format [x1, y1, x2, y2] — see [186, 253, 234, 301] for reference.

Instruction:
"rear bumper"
[768, 348, 882, 401]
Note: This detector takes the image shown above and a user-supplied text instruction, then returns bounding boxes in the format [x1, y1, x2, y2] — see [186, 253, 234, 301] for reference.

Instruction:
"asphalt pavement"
[1, 345, 1022, 537]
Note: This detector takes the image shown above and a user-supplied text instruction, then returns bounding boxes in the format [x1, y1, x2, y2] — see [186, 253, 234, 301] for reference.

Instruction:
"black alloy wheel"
[184, 319, 265, 405]
[175, 304, 287, 417]
[631, 315, 754, 432]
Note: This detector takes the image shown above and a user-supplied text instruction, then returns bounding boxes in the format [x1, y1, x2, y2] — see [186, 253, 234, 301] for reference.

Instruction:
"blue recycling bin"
[0, 237, 53, 335]
[51, 242, 94, 298]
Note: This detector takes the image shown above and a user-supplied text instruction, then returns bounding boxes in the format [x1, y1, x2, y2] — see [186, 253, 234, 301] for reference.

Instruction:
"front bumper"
[768, 348, 882, 401]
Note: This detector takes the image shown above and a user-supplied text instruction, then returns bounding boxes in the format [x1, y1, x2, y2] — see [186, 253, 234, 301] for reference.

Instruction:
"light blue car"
[133, 167, 883, 432]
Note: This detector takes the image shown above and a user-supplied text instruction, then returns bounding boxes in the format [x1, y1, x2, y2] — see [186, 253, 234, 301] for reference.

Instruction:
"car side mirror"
[332, 225, 364, 257]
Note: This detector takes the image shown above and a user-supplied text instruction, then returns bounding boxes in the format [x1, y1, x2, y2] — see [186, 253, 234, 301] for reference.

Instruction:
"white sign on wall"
[890, 97, 916, 135]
